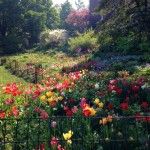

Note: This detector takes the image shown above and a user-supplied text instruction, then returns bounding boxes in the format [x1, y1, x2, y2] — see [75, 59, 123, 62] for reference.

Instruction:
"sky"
[52, 0, 89, 8]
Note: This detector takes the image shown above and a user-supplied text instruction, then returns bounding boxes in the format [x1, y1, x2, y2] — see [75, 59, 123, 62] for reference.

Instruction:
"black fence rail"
[0, 116, 150, 150]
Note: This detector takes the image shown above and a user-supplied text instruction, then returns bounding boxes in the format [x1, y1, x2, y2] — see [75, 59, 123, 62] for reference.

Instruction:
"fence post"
[0, 58, 7, 66]
[39, 64, 43, 80]
[26, 63, 31, 76]
[34, 65, 38, 84]
[34, 64, 43, 83]
[12, 60, 18, 74]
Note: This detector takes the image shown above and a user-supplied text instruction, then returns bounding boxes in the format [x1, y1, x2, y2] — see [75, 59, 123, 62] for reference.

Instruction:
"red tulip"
[143, 116, 150, 122]
[0, 111, 6, 119]
[120, 102, 129, 111]
[4, 83, 22, 96]
[4, 98, 14, 105]
[50, 137, 59, 147]
[66, 109, 73, 117]
[141, 101, 149, 109]
[132, 85, 140, 93]
[83, 109, 91, 117]
[115, 88, 122, 95]
[11, 106, 19, 117]
[107, 103, 113, 110]
[39, 110, 49, 120]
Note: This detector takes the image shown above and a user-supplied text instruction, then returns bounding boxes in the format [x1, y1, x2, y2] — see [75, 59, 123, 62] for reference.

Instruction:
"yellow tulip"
[94, 98, 100, 105]
[58, 96, 63, 101]
[63, 133, 71, 140]
[67, 140, 72, 144]
[47, 98, 53, 103]
[90, 107, 96, 116]
[98, 102, 104, 109]
[46, 91, 53, 97]
[68, 130, 73, 136]
[63, 130, 73, 140]
[63, 133, 68, 140]
[40, 95, 46, 102]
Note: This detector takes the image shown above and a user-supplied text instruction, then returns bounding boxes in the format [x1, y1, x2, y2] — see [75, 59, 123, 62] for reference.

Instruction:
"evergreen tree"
[60, 0, 72, 29]
[23, 0, 59, 45]
[0, 0, 61, 53]
[0, 0, 24, 53]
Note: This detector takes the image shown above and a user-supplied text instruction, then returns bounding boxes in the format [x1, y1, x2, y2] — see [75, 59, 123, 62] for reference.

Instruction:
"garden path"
[92, 54, 144, 71]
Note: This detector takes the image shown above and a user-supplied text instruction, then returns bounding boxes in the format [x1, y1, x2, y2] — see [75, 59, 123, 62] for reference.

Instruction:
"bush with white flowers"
[40, 29, 69, 47]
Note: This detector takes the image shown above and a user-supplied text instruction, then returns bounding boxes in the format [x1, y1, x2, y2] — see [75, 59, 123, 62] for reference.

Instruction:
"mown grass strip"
[0, 66, 27, 84]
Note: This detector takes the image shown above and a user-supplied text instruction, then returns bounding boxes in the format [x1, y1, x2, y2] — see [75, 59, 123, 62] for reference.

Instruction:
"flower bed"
[0, 71, 150, 150]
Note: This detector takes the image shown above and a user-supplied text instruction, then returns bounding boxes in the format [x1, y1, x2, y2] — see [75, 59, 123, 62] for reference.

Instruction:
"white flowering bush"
[40, 29, 69, 47]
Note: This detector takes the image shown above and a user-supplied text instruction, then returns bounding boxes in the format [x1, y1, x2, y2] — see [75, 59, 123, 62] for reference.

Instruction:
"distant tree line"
[1, 0, 149, 54]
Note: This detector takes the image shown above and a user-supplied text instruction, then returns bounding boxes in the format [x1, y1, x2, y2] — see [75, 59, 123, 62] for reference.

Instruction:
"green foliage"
[0, 0, 24, 53]
[141, 53, 150, 63]
[68, 30, 100, 53]
[98, 32, 113, 52]
[111, 62, 124, 71]
[0, 0, 61, 54]
[24, 10, 47, 44]
[23, 0, 60, 44]
[135, 66, 150, 76]
[97, 0, 150, 53]
[46, 6, 61, 29]
[115, 33, 136, 53]
[1, 34, 23, 54]
[139, 37, 150, 52]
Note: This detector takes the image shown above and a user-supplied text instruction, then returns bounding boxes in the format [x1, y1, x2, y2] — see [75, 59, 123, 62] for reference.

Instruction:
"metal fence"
[0, 116, 150, 150]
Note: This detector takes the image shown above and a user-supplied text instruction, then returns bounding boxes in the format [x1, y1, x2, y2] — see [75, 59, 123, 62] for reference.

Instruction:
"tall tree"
[46, 6, 60, 29]
[0, 0, 61, 53]
[0, 0, 24, 53]
[23, 0, 59, 45]
[60, 0, 72, 29]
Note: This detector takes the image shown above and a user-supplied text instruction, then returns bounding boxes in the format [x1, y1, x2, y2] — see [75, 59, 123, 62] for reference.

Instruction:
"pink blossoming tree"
[66, 9, 90, 32]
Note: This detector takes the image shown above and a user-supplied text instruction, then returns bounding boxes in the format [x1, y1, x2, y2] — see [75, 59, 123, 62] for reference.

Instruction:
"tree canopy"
[97, 0, 150, 52]
[0, 0, 60, 53]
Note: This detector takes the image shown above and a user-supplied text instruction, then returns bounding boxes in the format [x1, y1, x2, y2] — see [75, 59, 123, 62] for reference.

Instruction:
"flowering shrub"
[40, 29, 69, 47]
[68, 30, 99, 54]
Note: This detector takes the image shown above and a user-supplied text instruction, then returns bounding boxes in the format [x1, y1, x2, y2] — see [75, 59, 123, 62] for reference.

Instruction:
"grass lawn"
[0, 66, 27, 84]
[5, 51, 88, 75]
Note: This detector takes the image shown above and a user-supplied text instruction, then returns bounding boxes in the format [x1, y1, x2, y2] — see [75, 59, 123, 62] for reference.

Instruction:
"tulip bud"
[51, 121, 57, 128]
[95, 83, 99, 89]
[105, 138, 110, 142]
